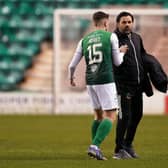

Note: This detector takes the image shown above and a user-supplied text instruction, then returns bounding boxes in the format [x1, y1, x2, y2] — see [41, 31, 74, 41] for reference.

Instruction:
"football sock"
[92, 118, 112, 147]
[91, 120, 101, 141]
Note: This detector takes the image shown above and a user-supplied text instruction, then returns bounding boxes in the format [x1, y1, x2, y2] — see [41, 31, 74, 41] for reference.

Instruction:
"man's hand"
[120, 44, 128, 54]
[70, 78, 76, 87]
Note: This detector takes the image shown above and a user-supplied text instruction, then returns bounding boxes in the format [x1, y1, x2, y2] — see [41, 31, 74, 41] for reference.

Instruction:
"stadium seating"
[0, 0, 167, 91]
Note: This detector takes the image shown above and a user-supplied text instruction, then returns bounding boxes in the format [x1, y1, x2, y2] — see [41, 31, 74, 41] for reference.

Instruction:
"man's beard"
[123, 27, 131, 34]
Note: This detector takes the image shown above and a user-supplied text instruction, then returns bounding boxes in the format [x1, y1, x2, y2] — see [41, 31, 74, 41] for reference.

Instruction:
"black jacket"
[114, 29, 154, 96]
[114, 29, 167, 96]
[114, 29, 146, 86]
[143, 54, 168, 93]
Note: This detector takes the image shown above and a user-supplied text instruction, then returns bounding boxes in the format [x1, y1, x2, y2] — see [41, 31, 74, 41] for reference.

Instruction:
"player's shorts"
[87, 83, 119, 111]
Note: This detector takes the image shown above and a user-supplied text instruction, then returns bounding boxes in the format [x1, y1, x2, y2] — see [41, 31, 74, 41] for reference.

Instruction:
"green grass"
[0, 115, 168, 168]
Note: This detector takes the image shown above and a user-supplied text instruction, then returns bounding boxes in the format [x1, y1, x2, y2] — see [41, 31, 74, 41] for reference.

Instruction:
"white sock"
[90, 144, 98, 149]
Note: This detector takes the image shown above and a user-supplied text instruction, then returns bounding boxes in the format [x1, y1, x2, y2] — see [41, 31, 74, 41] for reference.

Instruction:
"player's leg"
[87, 85, 107, 160]
[87, 86, 103, 141]
[92, 109, 116, 147]
[88, 108, 108, 160]
[98, 109, 132, 159]
[92, 83, 118, 145]
[124, 92, 143, 158]
[87, 83, 118, 160]
[114, 93, 131, 153]
[88, 110, 116, 160]
[91, 109, 103, 141]
[90, 84, 118, 159]
[88, 109, 116, 160]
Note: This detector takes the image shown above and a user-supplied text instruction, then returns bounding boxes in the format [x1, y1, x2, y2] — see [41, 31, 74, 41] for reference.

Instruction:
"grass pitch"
[0, 115, 167, 168]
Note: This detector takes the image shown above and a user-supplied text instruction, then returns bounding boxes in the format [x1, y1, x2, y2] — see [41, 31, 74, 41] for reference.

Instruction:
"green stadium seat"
[9, 15, 22, 28]
[1, 1, 15, 15]
[36, 16, 53, 29]
[18, 2, 33, 15]
[0, 57, 10, 71]
[155, 0, 167, 3]
[32, 30, 46, 42]
[16, 29, 43, 42]
[3, 54, 28, 71]
[0, 68, 24, 91]
[132, 0, 146, 4]
[7, 71, 24, 84]
[163, 2, 168, 8]
[98, 0, 115, 5]
[35, 2, 53, 15]
[16, 30, 31, 42]
[8, 43, 38, 57]
[0, 43, 8, 55]
[146, 0, 159, 4]
[21, 16, 37, 28]
[0, 74, 12, 91]
[0, 15, 9, 27]
[1, 29, 16, 43]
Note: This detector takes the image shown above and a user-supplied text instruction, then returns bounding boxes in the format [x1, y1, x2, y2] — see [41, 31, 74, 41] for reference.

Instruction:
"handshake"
[120, 44, 128, 54]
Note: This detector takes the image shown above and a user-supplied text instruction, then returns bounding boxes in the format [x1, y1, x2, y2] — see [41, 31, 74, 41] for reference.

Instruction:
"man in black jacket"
[113, 11, 148, 159]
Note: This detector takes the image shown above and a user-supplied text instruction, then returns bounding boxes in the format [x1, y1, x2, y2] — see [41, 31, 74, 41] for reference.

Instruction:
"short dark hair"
[93, 11, 109, 24]
[116, 11, 134, 23]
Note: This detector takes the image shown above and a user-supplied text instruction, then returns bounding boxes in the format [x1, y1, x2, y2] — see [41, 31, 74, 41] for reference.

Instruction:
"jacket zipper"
[128, 35, 140, 84]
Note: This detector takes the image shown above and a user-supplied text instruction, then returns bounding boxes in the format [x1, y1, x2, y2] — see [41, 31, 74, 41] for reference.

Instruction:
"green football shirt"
[82, 30, 114, 85]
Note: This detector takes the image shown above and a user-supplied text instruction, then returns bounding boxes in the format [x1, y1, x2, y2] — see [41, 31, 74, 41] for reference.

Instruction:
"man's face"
[117, 15, 133, 34]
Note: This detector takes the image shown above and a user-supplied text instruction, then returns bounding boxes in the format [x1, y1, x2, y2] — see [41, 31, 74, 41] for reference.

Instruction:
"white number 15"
[87, 43, 103, 65]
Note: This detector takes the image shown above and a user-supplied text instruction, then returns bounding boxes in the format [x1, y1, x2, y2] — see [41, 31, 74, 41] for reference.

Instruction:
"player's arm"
[68, 39, 83, 86]
[111, 33, 128, 66]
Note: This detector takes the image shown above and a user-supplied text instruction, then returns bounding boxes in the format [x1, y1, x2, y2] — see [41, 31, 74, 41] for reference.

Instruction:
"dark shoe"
[88, 145, 107, 160]
[124, 146, 139, 158]
[113, 149, 132, 159]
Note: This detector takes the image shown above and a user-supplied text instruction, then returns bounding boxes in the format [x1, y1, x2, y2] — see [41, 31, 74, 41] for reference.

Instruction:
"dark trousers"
[115, 89, 143, 153]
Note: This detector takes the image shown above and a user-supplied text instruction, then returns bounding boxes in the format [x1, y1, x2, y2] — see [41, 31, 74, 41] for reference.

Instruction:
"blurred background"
[0, 0, 167, 114]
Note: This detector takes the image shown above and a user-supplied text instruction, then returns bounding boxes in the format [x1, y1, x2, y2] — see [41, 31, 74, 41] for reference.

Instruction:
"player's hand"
[70, 78, 76, 87]
[120, 44, 128, 53]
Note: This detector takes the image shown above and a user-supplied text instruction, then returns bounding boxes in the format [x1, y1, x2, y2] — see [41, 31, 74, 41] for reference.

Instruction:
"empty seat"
[18, 2, 33, 15]
[0, 43, 8, 55]
[0, 56, 10, 71]
[0, 70, 24, 91]
[9, 55, 31, 71]
[16, 29, 44, 42]
[0, 1, 15, 15]
[9, 15, 22, 28]
[0, 15, 9, 27]
[35, 15, 53, 29]
[8, 43, 38, 57]
[164, 2, 168, 8]
[35, 2, 49, 15]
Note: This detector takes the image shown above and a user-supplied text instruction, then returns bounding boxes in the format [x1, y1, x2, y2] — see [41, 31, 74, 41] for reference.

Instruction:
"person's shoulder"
[131, 32, 143, 41]
[111, 32, 118, 39]
[104, 31, 112, 38]
[111, 32, 117, 36]
[132, 32, 142, 38]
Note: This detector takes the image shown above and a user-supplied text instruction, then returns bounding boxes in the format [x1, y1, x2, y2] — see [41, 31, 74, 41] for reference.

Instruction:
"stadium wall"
[55, 91, 168, 115]
[0, 93, 52, 114]
[165, 94, 168, 115]
[143, 91, 168, 115]
[0, 91, 167, 115]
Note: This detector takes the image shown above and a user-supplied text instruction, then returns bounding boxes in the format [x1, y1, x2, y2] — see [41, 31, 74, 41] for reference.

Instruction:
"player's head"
[92, 11, 109, 31]
[116, 11, 134, 34]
